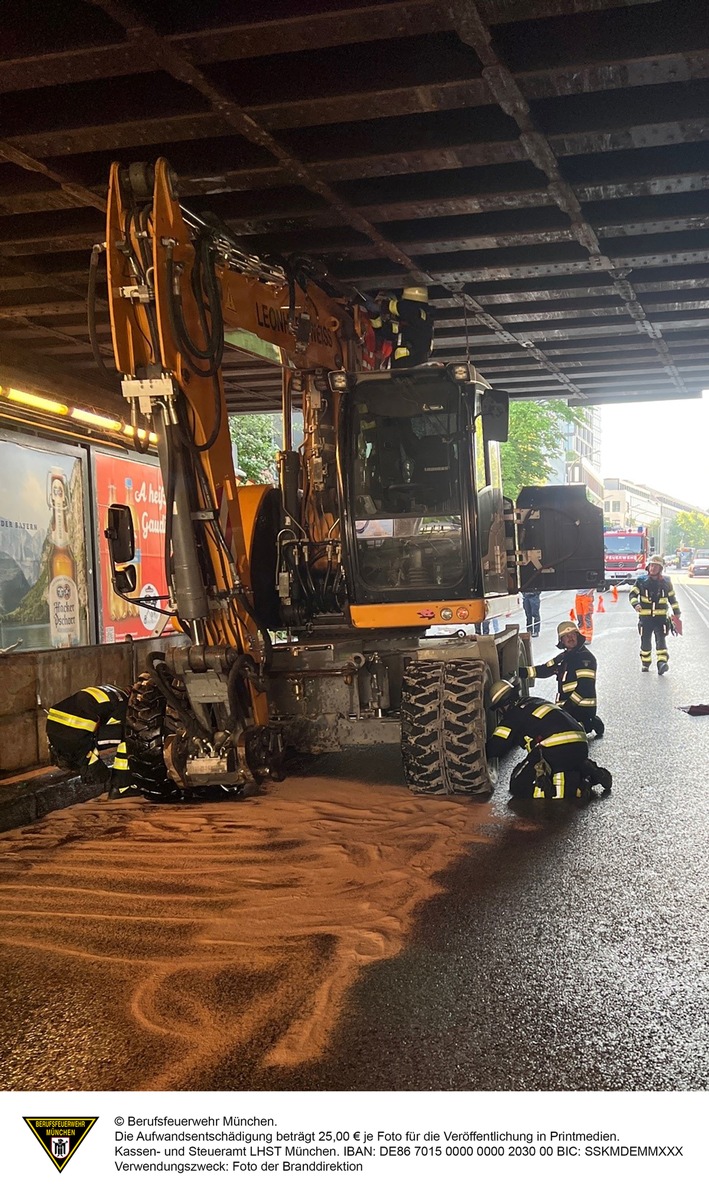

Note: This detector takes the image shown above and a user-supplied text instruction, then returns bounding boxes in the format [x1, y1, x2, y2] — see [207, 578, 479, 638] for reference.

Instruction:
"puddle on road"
[0, 755, 501, 1089]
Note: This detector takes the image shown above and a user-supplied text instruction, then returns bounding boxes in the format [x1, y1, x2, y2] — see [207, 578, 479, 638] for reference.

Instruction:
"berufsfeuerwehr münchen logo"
[23, 1116, 98, 1172]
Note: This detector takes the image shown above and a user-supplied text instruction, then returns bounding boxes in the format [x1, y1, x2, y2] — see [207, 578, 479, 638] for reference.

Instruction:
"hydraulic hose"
[87, 244, 120, 387]
[237, 588, 274, 672]
[165, 251, 223, 452]
[165, 239, 224, 374]
[226, 653, 261, 732]
[146, 652, 209, 737]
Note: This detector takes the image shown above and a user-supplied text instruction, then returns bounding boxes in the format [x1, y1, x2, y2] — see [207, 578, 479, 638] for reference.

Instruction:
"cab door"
[515, 484, 604, 591]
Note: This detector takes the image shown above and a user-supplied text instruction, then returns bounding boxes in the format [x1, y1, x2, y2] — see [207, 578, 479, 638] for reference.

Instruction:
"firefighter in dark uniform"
[485, 680, 611, 803]
[519, 619, 605, 738]
[370, 283, 433, 368]
[629, 554, 682, 674]
[45, 684, 140, 797]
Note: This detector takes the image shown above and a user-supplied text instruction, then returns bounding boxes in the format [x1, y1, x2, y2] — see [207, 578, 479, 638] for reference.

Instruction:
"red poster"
[94, 452, 168, 642]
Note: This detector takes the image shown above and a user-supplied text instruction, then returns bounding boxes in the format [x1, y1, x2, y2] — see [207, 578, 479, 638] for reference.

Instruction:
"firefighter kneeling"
[46, 684, 140, 798]
[519, 620, 604, 738]
[485, 680, 612, 805]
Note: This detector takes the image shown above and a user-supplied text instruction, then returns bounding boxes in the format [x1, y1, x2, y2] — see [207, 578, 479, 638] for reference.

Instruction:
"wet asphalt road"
[1, 578, 707, 1092]
[252, 578, 709, 1092]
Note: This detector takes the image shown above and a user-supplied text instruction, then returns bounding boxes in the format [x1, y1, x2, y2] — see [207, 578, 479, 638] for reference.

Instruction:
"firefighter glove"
[362, 293, 382, 316]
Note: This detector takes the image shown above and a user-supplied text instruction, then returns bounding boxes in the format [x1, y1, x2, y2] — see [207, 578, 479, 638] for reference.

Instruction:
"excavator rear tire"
[125, 672, 183, 803]
[401, 659, 493, 797]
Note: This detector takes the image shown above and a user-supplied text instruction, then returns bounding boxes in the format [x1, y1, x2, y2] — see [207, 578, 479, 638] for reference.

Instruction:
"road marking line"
[677, 583, 709, 629]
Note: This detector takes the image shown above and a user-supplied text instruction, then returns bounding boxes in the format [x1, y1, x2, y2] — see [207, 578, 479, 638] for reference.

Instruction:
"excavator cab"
[342, 366, 475, 604]
[338, 364, 603, 617]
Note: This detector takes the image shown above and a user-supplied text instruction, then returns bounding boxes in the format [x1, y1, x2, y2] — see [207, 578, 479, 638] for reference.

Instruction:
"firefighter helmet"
[557, 620, 584, 648]
[556, 619, 585, 645]
[401, 284, 429, 303]
[647, 554, 664, 567]
[489, 679, 517, 708]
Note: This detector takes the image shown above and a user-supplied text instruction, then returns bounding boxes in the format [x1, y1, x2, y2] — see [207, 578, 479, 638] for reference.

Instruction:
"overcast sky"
[600, 396, 708, 512]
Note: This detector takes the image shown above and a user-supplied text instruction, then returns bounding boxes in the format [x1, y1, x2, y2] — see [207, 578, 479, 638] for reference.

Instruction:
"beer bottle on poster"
[47, 469, 81, 646]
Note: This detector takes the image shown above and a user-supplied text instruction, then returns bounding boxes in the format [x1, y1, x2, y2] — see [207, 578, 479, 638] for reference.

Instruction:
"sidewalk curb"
[0, 773, 104, 834]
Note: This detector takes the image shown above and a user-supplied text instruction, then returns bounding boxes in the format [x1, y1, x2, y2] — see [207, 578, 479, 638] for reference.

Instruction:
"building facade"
[547, 406, 604, 505]
[603, 477, 709, 554]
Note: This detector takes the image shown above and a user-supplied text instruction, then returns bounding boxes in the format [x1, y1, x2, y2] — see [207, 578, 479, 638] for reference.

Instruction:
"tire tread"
[401, 659, 492, 796]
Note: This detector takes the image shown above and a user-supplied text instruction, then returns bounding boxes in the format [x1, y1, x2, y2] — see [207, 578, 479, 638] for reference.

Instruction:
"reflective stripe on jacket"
[46, 685, 128, 771]
[385, 297, 433, 367]
[629, 573, 680, 618]
[520, 645, 598, 723]
[486, 696, 588, 763]
[46, 707, 98, 734]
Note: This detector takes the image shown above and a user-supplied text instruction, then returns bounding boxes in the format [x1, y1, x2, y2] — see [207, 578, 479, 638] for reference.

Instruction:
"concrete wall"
[0, 636, 185, 774]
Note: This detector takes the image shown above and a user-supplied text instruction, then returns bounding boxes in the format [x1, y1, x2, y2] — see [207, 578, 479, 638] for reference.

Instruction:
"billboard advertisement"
[0, 437, 90, 650]
[94, 451, 168, 642]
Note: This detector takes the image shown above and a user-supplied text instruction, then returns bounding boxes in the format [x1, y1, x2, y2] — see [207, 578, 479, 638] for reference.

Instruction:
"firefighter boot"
[107, 781, 143, 800]
[82, 758, 110, 788]
[591, 716, 605, 739]
[658, 662, 669, 675]
[583, 760, 613, 796]
[574, 779, 593, 807]
[592, 765, 613, 795]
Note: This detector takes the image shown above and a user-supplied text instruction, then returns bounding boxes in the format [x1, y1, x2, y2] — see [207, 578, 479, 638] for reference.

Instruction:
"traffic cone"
[569, 608, 575, 620]
[596, 594, 605, 613]
[611, 586, 618, 603]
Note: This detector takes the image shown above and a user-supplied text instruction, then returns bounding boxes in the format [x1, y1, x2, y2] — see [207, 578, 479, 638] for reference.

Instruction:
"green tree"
[667, 511, 709, 552]
[228, 413, 279, 484]
[499, 398, 571, 498]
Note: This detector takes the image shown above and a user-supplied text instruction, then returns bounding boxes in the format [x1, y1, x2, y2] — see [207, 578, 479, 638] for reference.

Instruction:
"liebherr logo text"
[255, 303, 333, 347]
[585, 1146, 683, 1156]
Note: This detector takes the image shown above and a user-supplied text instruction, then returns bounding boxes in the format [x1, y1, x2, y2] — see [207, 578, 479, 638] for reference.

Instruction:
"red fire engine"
[602, 526, 651, 588]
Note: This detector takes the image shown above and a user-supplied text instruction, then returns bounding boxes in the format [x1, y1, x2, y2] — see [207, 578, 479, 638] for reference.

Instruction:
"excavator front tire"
[401, 659, 493, 797]
[125, 672, 183, 803]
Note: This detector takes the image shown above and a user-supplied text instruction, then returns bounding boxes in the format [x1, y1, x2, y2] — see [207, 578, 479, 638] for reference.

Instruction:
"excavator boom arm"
[105, 158, 364, 643]
[103, 158, 373, 786]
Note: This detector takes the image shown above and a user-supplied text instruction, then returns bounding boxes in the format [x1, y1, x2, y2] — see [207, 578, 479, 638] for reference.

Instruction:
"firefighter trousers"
[639, 617, 669, 668]
[562, 704, 605, 739]
[47, 727, 138, 796]
[107, 741, 141, 798]
[510, 744, 588, 801]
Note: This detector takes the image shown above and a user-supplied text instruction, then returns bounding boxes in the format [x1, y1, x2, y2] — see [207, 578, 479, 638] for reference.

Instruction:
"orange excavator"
[99, 158, 603, 800]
